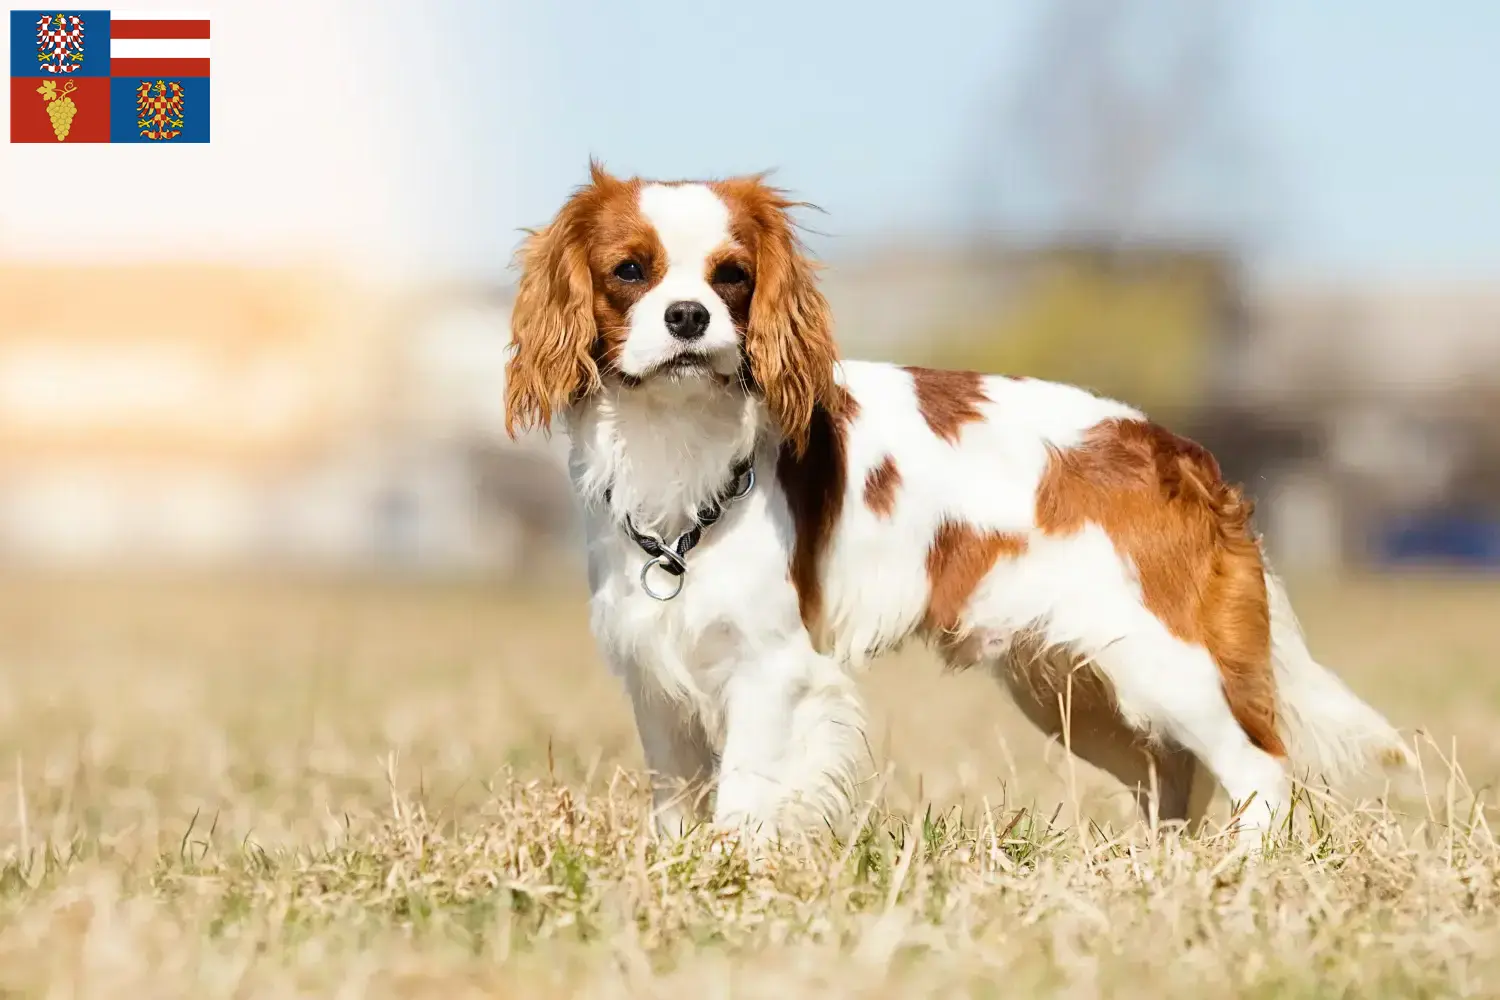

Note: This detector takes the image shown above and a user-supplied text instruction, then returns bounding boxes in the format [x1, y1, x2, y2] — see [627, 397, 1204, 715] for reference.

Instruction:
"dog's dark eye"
[712, 262, 749, 285]
[613, 260, 644, 282]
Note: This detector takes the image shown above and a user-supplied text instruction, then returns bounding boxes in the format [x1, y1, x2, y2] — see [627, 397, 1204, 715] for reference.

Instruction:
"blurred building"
[1203, 282, 1500, 570]
[0, 262, 572, 576]
[369, 281, 576, 578]
[823, 238, 1244, 417]
[3, 249, 1494, 577]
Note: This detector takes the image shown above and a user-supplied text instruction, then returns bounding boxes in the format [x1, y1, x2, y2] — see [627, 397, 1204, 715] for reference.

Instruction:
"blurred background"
[4, 0, 1498, 579]
[0, 0, 1498, 836]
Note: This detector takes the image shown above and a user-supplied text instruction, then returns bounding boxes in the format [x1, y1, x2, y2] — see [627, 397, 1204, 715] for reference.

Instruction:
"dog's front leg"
[713, 643, 866, 843]
[621, 665, 717, 839]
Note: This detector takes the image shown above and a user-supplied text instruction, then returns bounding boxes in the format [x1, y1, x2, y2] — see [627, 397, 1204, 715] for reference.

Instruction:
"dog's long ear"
[736, 181, 841, 455]
[504, 172, 610, 438]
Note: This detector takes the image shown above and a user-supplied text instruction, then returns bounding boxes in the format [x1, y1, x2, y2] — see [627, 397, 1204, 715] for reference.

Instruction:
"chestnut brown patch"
[585, 190, 667, 377]
[703, 246, 755, 333]
[905, 367, 989, 444]
[862, 455, 902, 520]
[777, 387, 860, 646]
[505, 162, 672, 433]
[921, 521, 1028, 643]
[1036, 418, 1284, 757]
[714, 176, 842, 455]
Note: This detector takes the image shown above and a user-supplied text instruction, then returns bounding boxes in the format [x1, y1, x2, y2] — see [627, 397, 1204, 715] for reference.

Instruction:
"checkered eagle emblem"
[35, 12, 85, 74]
[134, 79, 185, 140]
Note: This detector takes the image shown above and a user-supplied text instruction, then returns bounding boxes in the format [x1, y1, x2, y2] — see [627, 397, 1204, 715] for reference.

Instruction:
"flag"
[9, 9, 210, 143]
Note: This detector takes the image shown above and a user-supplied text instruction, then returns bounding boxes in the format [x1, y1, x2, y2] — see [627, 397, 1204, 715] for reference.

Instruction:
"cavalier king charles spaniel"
[504, 161, 1412, 847]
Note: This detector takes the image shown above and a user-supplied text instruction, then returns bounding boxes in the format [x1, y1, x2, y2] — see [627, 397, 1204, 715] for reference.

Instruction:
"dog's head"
[503, 161, 841, 453]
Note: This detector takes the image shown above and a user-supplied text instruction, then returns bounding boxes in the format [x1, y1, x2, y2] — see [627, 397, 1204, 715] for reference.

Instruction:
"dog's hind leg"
[1065, 626, 1287, 847]
[990, 637, 1214, 831]
[1149, 745, 1215, 833]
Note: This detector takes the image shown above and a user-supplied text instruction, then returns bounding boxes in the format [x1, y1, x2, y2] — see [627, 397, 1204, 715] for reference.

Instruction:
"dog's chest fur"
[568, 383, 805, 709]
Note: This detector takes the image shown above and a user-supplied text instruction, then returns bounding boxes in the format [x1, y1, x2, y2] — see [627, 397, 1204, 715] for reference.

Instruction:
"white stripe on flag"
[109, 38, 212, 58]
[109, 11, 211, 20]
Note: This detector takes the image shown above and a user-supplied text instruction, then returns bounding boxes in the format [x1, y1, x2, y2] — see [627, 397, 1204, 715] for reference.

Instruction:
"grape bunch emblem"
[36, 80, 78, 142]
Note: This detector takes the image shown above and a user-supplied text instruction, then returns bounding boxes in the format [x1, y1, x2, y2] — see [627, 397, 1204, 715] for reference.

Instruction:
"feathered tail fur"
[1264, 566, 1416, 784]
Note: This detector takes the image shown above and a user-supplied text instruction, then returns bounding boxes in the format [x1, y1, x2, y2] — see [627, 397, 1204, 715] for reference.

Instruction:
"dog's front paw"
[709, 810, 780, 847]
[701, 820, 785, 877]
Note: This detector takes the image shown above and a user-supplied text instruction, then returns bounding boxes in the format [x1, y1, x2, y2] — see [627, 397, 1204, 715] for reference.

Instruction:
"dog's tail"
[1265, 566, 1416, 784]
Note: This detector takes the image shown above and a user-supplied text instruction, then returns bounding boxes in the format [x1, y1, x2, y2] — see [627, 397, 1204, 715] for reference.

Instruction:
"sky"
[3, 1, 1498, 285]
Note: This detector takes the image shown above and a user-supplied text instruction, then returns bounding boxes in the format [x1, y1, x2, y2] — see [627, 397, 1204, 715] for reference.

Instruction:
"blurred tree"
[944, 0, 1259, 416]
[972, 0, 1254, 242]
[922, 248, 1234, 414]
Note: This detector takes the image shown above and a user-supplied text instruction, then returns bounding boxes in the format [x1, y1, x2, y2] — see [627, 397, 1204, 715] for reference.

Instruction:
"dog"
[503, 161, 1413, 846]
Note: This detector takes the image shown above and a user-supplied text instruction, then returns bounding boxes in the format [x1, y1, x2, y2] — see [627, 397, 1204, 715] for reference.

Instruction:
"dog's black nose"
[664, 300, 710, 340]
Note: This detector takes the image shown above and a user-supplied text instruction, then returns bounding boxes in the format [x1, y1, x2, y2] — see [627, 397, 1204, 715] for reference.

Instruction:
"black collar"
[604, 456, 756, 600]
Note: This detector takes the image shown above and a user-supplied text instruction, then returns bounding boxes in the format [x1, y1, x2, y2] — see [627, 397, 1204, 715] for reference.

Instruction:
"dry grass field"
[0, 572, 1498, 997]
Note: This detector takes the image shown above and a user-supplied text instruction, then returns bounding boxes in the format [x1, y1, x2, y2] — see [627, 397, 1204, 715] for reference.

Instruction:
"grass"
[0, 572, 1497, 997]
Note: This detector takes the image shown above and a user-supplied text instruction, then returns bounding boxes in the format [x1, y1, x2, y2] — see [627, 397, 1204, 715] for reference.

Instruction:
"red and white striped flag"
[109, 11, 210, 78]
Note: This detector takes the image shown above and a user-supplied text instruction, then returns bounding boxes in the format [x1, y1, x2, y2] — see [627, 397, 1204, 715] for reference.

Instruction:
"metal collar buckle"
[606, 458, 755, 601]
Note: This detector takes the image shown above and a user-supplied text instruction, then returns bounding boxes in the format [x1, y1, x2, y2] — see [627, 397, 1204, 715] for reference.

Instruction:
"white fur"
[1263, 565, 1416, 782]
[616, 184, 742, 379]
[550, 185, 1409, 847]
[571, 375, 863, 836]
